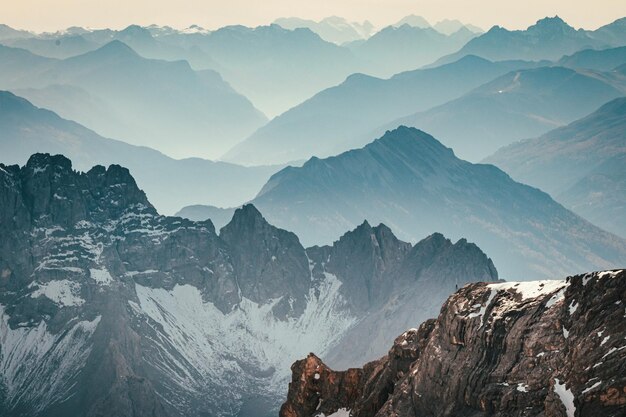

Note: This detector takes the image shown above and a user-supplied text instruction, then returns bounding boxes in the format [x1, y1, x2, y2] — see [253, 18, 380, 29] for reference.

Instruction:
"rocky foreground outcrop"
[281, 270, 626, 417]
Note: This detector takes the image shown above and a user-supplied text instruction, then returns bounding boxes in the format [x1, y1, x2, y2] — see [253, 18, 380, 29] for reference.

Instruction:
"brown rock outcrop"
[281, 270, 626, 417]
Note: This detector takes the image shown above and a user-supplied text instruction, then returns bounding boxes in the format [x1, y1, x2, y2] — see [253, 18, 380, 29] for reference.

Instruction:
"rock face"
[280, 270, 626, 417]
[0, 154, 498, 417]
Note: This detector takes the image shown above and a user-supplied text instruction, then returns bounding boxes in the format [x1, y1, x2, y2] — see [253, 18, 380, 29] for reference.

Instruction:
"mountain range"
[433, 16, 625, 65]
[558, 45, 626, 71]
[0, 153, 497, 416]
[223, 55, 539, 165]
[345, 24, 479, 78]
[273, 16, 375, 44]
[3, 15, 622, 120]
[0, 41, 266, 159]
[0, 90, 279, 214]
[243, 127, 626, 280]
[383, 65, 626, 161]
[486, 97, 626, 239]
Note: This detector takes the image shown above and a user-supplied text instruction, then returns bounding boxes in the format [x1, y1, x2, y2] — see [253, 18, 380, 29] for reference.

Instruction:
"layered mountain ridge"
[0, 90, 280, 214]
[0, 153, 498, 417]
[248, 126, 626, 280]
[486, 97, 626, 238]
[0, 41, 267, 159]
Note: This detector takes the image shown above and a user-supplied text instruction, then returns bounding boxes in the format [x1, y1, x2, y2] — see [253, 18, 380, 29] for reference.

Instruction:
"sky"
[4, 0, 626, 33]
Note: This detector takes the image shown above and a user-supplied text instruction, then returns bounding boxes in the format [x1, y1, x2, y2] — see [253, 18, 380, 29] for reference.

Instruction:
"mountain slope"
[4, 24, 362, 117]
[281, 269, 626, 417]
[0, 90, 279, 214]
[250, 127, 626, 280]
[591, 17, 626, 47]
[223, 56, 538, 165]
[485, 97, 626, 238]
[0, 153, 497, 416]
[170, 24, 361, 117]
[2, 34, 100, 59]
[0, 41, 267, 159]
[434, 16, 607, 65]
[383, 66, 626, 161]
[346, 24, 478, 77]
[273, 17, 374, 44]
[558, 46, 626, 71]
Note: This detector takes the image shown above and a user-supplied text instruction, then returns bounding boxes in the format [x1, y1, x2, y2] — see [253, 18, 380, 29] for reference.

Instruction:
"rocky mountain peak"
[220, 203, 264, 233]
[322, 220, 412, 308]
[220, 204, 311, 318]
[372, 126, 457, 163]
[529, 15, 576, 35]
[1, 153, 152, 230]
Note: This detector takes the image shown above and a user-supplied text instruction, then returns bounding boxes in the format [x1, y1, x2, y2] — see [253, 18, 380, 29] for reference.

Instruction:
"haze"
[8, 0, 626, 32]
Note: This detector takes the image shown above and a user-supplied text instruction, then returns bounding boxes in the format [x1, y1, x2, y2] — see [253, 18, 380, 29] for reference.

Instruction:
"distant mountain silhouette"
[3, 34, 99, 58]
[248, 127, 626, 280]
[0, 91, 280, 214]
[486, 97, 626, 238]
[591, 17, 626, 46]
[381, 66, 626, 161]
[558, 46, 626, 71]
[433, 16, 609, 65]
[165, 24, 362, 116]
[223, 56, 539, 165]
[274, 16, 375, 44]
[0, 23, 32, 40]
[0, 41, 267, 159]
[433, 19, 483, 35]
[346, 24, 478, 77]
[391, 16, 483, 34]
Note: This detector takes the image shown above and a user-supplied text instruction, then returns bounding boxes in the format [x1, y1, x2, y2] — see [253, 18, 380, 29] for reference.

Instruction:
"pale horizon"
[5, 0, 626, 33]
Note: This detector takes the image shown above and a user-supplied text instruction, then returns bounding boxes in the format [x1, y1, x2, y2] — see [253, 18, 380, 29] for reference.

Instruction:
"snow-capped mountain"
[0, 153, 497, 417]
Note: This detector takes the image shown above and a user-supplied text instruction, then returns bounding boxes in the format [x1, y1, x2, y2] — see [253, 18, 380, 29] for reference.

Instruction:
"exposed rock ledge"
[280, 270, 626, 417]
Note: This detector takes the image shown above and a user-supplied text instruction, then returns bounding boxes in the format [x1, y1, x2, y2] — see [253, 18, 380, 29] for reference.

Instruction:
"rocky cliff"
[280, 269, 626, 417]
[0, 153, 498, 417]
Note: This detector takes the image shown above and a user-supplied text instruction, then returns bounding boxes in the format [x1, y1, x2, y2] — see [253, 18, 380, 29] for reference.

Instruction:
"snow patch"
[488, 280, 566, 301]
[90, 268, 113, 285]
[516, 383, 529, 392]
[597, 270, 623, 279]
[553, 378, 576, 417]
[0, 306, 100, 411]
[467, 288, 496, 328]
[546, 287, 566, 308]
[468, 280, 565, 328]
[317, 408, 351, 417]
[30, 280, 84, 307]
[582, 381, 602, 394]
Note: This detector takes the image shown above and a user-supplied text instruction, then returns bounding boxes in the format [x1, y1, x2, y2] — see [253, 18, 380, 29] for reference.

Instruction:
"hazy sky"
[5, 0, 626, 33]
